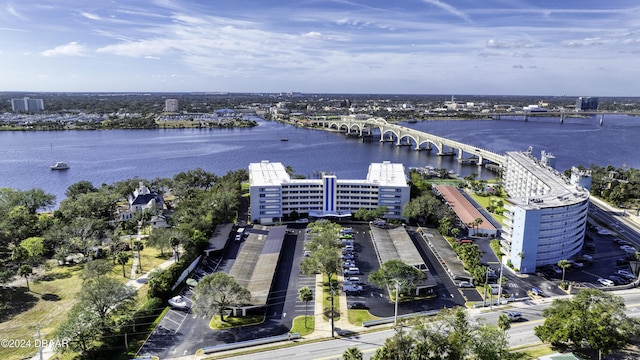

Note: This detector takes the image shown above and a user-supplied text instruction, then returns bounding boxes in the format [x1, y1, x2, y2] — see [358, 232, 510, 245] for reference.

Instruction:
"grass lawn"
[468, 191, 507, 226]
[209, 314, 265, 330]
[290, 315, 315, 336]
[347, 309, 379, 326]
[322, 275, 340, 321]
[136, 244, 172, 277]
[0, 261, 84, 360]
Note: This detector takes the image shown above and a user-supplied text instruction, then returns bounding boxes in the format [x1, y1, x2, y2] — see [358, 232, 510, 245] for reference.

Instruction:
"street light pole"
[497, 259, 505, 305]
[330, 283, 335, 338]
[394, 280, 399, 326]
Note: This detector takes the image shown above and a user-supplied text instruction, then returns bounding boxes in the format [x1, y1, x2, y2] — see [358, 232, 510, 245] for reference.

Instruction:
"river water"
[0, 114, 636, 205]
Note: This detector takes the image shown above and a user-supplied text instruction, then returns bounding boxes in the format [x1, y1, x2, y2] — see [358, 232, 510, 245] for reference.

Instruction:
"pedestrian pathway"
[307, 273, 361, 340]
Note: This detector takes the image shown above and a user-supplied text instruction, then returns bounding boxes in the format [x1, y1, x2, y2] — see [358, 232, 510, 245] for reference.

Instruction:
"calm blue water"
[0, 114, 636, 205]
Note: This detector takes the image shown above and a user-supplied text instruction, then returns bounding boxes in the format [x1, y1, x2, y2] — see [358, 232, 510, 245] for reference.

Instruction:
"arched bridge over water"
[310, 116, 505, 168]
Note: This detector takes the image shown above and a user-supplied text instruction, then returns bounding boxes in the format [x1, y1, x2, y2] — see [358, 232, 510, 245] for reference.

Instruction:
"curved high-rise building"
[501, 150, 591, 273]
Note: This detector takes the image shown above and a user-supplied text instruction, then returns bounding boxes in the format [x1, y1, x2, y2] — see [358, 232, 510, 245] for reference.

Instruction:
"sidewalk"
[307, 273, 361, 340]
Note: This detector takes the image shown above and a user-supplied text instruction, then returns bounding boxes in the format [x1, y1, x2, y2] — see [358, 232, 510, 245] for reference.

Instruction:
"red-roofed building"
[434, 185, 498, 238]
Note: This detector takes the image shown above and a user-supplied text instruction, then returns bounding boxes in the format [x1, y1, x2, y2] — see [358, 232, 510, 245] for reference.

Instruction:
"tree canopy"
[534, 289, 640, 357]
[372, 307, 515, 360]
[300, 221, 343, 284]
[192, 272, 251, 321]
[368, 259, 426, 295]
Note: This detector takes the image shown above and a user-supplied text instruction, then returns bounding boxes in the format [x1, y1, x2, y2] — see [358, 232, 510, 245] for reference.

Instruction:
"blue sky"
[1, 1, 639, 95]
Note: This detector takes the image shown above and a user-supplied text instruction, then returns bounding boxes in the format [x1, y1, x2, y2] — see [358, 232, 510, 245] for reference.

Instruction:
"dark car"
[616, 258, 629, 266]
[349, 302, 368, 309]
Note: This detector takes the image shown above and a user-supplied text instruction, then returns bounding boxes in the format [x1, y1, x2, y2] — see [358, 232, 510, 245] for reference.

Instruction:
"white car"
[506, 312, 522, 321]
[296, 218, 309, 223]
[597, 278, 615, 287]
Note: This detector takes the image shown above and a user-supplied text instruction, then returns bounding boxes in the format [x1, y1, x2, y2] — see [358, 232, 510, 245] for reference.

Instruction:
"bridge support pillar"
[457, 149, 463, 160]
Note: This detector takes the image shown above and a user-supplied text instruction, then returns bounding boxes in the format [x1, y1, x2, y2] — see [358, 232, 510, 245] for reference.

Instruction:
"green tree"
[535, 289, 639, 358]
[116, 251, 131, 278]
[78, 276, 136, 328]
[300, 221, 343, 286]
[18, 264, 33, 291]
[192, 272, 251, 322]
[343, 347, 363, 360]
[82, 259, 113, 280]
[11, 245, 29, 264]
[170, 236, 181, 261]
[298, 286, 313, 328]
[54, 303, 102, 356]
[19, 236, 45, 263]
[146, 228, 174, 257]
[372, 307, 513, 360]
[368, 260, 426, 297]
[557, 259, 571, 284]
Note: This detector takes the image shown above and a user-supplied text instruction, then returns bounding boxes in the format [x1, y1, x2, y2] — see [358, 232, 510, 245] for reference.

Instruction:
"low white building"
[249, 160, 410, 224]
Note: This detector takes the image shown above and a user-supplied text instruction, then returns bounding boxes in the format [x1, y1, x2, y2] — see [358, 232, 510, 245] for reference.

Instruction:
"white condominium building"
[11, 97, 44, 112]
[501, 150, 591, 274]
[249, 160, 410, 224]
[165, 99, 179, 112]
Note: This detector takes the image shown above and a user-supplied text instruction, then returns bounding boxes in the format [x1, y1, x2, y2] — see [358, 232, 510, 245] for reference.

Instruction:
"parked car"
[608, 275, 627, 285]
[345, 276, 362, 283]
[615, 270, 636, 280]
[349, 302, 368, 309]
[343, 267, 360, 275]
[342, 253, 356, 261]
[616, 258, 630, 266]
[458, 281, 474, 288]
[343, 284, 363, 293]
[597, 278, 615, 287]
[342, 261, 357, 269]
[530, 287, 543, 297]
[296, 218, 309, 223]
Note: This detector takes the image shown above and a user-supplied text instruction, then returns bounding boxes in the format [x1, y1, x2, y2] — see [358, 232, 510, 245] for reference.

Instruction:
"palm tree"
[133, 240, 144, 271]
[298, 286, 313, 328]
[558, 259, 572, 284]
[343, 347, 363, 360]
[18, 264, 33, 291]
[117, 251, 131, 278]
[497, 313, 511, 334]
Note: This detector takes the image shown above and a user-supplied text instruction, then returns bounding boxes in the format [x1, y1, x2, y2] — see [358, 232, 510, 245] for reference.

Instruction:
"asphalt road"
[224, 289, 640, 360]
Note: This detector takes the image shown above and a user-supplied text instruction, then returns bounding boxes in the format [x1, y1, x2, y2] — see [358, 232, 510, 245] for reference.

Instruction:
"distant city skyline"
[1, 1, 639, 96]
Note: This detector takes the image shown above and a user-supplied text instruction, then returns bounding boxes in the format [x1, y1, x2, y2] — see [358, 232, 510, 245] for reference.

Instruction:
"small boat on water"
[280, 137, 289, 141]
[50, 162, 70, 170]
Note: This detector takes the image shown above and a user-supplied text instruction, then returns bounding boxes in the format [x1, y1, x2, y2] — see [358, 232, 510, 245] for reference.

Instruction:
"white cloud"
[41, 42, 88, 57]
[421, 0, 471, 22]
[5, 4, 26, 20]
[145, 55, 160, 60]
[81, 12, 101, 21]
